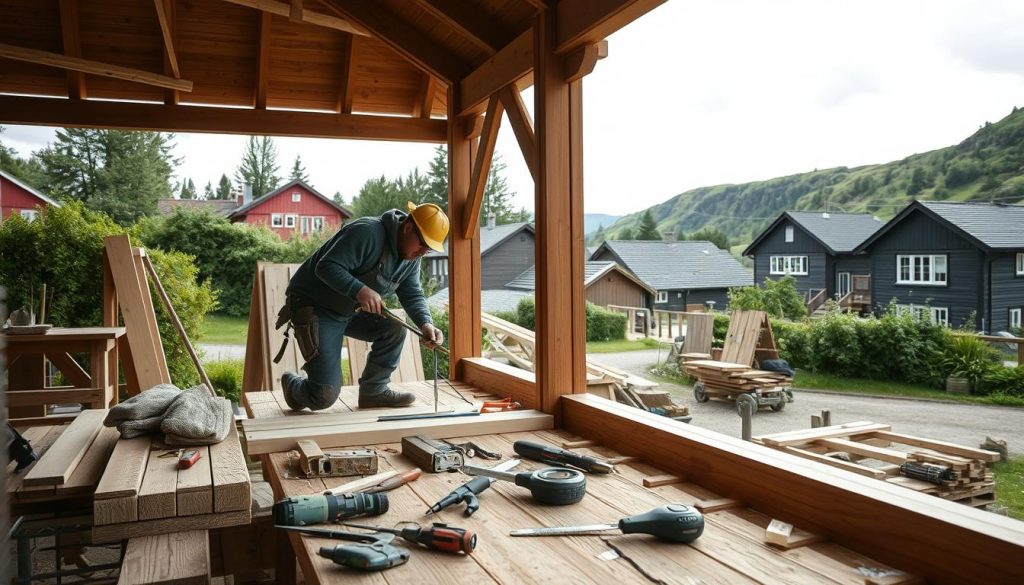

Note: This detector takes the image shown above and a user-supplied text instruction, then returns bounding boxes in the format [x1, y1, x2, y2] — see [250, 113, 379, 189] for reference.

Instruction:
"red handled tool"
[341, 522, 476, 554]
[481, 398, 521, 413]
[178, 449, 201, 470]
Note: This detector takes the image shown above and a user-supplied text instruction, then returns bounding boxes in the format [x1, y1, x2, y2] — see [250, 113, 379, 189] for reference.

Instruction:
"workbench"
[4, 327, 124, 424]
[245, 382, 917, 585]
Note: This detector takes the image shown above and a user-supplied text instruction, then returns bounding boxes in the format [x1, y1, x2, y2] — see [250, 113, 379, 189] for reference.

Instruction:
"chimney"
[487, 213, 496, 229]
[235, 192, 244, 206]
[243, 184, 253, 205]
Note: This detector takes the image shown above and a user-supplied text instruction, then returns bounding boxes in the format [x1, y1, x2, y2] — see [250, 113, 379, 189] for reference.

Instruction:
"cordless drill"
[273, 492, 389, 526]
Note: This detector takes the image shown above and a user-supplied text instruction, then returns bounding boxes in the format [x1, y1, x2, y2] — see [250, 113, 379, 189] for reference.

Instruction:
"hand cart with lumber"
[682, 310, 793, 415]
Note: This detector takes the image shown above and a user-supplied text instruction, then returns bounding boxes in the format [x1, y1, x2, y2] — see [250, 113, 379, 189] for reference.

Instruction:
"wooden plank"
[569, 78, 588, 397]
[459, 357, 538, 411]
[409, 0, 507, 54]
[9, 425, 64, 497]
[58, 0, 86, 99]
[459, 29, 533, 117]
[256, 11, 271, 109]
[95, 436, 153, 525]
[694, 497, 744, 513]
[337, 34, 356, 114]
[134, 250, 170, 384]
[222, 0, 370, 36]
[783, 447, 887, 480]
[560, 394, 1024, 585]
[244, 409, 553, 455]
[462, 93, 504, 238]
[816, 438, 908, 465]
[6, 387, 104, 408]
[241, 264, 266, 392]
[93, 508, 250, 545]
[261, 264, 301, 390]
[118, 530, 210, 585]
[870, 431, 1001, 462]
[139, 445, 180, 520]
[60, 425, 120, 494]
[757, 422, 890, 448]
[22, 409, 105, 486]
[0, 96, 448, 143]
[0, 43, 193, 92]
[642, 474, 682, 488]
[242, 403, 479, 432]
[152, 0, 180, 79]
[176, 446, 213, 516]
[105, 236, 166, 390]
[210, 426, 251, 513]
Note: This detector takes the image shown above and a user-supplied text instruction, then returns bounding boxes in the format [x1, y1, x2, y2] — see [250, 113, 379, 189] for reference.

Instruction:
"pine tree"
[289, 154, 310, 184]
[424, 145, 449, 211]
[619, 227, 634, 240]
[351, 176, 406, 218]
[907, 167, 925, 196]
[234, 136, 280, 198]
[686, 227, 730, 250]
[203, 181, 214, 199]
[332, 191, 344, 206]
[635, 210, 661, 240]
[396, 168, 431, 203]
[0, 127, 48, 189]
[482, 154, 518, 224]
[180, 178, 197, 199]
[216, 173, 232, 200]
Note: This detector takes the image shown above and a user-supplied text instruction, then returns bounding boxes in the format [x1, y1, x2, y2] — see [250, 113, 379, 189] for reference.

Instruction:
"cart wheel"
[770, 395, 786, 412]
[693, 382, 709, 403]
[736, 393, 758, 416]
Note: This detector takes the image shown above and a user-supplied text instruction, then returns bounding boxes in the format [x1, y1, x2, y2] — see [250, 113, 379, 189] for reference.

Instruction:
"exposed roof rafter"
[408, 0, 510, 55]
[58, 0, 86, 99]
[220, 0, 371, 36]
[0, 42, 193, 92]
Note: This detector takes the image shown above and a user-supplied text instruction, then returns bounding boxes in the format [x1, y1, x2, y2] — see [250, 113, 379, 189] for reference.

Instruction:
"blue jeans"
[284, 307, 407, 410]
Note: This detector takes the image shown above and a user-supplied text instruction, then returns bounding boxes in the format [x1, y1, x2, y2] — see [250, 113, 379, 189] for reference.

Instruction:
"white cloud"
[4, 0, 1023, 218]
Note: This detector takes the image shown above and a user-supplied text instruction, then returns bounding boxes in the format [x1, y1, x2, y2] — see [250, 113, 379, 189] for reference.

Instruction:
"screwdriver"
[341, 522, 477, 554]
[513, 440, 615, 473]
[510, 504, 704, 543]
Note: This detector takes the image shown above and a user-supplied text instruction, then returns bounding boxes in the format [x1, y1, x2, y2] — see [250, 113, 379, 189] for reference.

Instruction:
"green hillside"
[598, 106, 1024, 246]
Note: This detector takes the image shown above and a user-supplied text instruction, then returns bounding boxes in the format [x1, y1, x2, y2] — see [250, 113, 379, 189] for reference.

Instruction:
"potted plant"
[943, 336, 998, 394]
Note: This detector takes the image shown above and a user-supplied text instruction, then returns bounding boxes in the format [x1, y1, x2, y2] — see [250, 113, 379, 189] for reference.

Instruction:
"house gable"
[0, 170, 60, 221]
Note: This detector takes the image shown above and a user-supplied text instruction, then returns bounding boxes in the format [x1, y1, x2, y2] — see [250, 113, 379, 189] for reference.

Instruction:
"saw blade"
[510, 524, 618, 537]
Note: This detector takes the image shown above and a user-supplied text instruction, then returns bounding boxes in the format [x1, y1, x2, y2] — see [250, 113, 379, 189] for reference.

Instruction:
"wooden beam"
[462, 93, 503, 239]
[498, 85, 536, 181]
[408, 0, 508, 54]
[320, 0, 469, 83]
[568, 78, 587, 396]
[153, 0, 180, 79]
[413, 73, 437, 118]
[462, 114, 484, 140]
[58, 0, 85, 99]
[256, 12, 271, 109]
[446, 83, 482, 376]
[221, 0, 370, 36]
[22, 409, 105, 486]
[556, 0, 666, 55]
[0, 43, 193, 92]
[337, 34, 356, 114]
[0, 95, 447, 142]
[460, 28, 533, 117]
[460, 357, 538, 410]
[563, 40, 608, 82]
[560, 393, 1024, 585]
[289, 0, 303, 22]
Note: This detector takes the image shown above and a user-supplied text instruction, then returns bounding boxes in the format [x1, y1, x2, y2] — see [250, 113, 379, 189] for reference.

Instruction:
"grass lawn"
[794, 371, 1024, 407]
[586, 338, 662, 353]
[994, 458, 1024, 520]
[199, 314, 249, 345]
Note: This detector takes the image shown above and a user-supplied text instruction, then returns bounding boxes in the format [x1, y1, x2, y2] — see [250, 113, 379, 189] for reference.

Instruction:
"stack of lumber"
[755, 423, 1000, 508]
[92, 425, 251, 543]
[8, 410, 118, 503]
[684, 359, 792, 395]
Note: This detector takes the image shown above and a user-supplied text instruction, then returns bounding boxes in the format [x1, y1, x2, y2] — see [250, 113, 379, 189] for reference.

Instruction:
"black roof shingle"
[595, 240, 752, 291]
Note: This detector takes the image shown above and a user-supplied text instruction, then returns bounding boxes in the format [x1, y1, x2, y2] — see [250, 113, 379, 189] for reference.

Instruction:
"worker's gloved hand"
[420, 323, 443, 348]
[356, 286, 383, 314]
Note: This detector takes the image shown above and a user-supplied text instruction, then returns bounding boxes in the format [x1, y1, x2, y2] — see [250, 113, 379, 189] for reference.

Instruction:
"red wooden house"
[0, 169, 60, 222]
[226, 179, 351, 239]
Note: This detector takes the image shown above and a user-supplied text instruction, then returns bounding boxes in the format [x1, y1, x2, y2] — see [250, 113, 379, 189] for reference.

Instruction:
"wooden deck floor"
[247, 383, 907, 585]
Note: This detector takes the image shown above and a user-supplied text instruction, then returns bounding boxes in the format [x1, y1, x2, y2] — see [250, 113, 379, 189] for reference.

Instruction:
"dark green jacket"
[286, 209, 432, 327]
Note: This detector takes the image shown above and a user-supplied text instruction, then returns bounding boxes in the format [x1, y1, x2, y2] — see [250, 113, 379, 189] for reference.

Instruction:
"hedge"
[505, 297, 627, 342]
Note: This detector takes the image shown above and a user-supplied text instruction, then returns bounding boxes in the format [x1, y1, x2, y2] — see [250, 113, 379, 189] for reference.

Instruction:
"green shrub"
[771, 319, 812, 369]
[712, 312, 730, 348]
[515, 297, 535, 331]
[585, 303, 627, 342]
[0, 202, 216, 386]
[205, 359, 244, 404]
[727, 276, 808, 321]
[944, 335, 1002, 389]
[981, 365, 1024, 397]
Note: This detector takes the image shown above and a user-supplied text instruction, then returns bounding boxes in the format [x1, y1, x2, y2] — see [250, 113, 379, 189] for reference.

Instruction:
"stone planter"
[945, 376, 971, 395]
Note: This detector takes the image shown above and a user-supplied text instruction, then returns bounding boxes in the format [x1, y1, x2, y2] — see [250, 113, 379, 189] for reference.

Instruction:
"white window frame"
[20, 209, 39, 222]
[769, 255, 808, 276]
[300, 216, 310, 234]
[312, 216, 324, 232]
[930, 307, 949, 327]
[896, 254, 947, 285]
[1010, 308, 1022, 329]
[285, 214, 297, 228]
[271, 213, 283, 228]
[896, 304, 949, 327]
[785, 226, 794, 243]
[292, 192, 301, 202]
[1016, 253, 1024, 276]
[655, 291, 668, 303]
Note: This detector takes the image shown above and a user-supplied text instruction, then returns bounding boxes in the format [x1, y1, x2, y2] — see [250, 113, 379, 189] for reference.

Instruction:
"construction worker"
[278, 202, 449, 410]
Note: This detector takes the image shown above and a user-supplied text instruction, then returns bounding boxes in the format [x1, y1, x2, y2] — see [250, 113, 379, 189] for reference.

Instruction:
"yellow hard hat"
[406, 201, 449, 252]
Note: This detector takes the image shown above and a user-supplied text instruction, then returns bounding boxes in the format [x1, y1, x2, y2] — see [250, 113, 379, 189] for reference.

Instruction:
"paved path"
[589, 350, 1024, 456]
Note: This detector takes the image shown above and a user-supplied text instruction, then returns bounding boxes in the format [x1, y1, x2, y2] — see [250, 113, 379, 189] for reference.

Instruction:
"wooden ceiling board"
[266, 15, 347, 110]
[380, 0, 489, 65]
[174, 0, 259, 106]
[0, 1, 67, 96]
[349, 39, 424, 115]
[77, 1, 165, 102]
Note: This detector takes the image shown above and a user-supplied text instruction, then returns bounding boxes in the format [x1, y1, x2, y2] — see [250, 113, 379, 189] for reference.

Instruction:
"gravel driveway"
[590, 349, 1024, 455]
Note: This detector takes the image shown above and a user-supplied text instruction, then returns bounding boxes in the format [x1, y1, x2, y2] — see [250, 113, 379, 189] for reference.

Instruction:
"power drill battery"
[401, 435, 464, 473]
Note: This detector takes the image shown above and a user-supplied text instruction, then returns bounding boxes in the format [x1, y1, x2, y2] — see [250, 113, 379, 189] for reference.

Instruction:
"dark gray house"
[590, 240, 752, 311]
[743, 211, 883, 312]
[853, 200, 1024, 332]
[425, 220, 535, 290]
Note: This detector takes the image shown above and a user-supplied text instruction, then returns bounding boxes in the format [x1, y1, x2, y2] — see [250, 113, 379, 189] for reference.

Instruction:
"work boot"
[281, 372, 303, 411]
[358, 387, 416, 408]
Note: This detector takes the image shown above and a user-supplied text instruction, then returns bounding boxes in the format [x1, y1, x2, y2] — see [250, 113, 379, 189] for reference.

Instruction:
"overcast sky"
[4, 0, 1024, 216]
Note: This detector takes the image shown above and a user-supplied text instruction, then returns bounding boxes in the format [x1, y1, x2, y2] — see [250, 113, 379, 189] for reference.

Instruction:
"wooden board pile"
[92, 425, 251, 543]
[684, 359, 792, 396]
[755, 422, 1000, 508]
[8, 410, 118, 503]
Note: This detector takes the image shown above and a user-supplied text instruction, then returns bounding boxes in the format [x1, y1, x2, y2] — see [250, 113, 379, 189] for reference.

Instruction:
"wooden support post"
[533, 12, 588, 415]
[447, 84, 482, 379]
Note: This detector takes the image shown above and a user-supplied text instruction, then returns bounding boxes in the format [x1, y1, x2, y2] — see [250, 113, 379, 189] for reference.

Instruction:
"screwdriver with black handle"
[513, 440, 615, 474]
[510, 504, 704, 543]
[341, 522, 477, 554]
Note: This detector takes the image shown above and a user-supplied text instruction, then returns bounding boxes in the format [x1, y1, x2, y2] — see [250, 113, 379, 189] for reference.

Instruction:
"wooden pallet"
[684, 359, 792, 397]
[92, 425, 251, 543]
[755, 422, 1000, 507]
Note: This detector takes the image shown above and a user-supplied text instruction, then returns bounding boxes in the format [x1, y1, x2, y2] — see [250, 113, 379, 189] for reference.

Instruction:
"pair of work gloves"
[103, 383, 233, 445]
